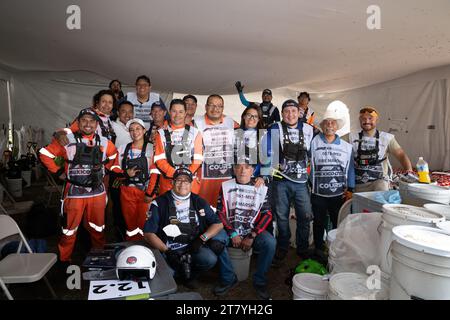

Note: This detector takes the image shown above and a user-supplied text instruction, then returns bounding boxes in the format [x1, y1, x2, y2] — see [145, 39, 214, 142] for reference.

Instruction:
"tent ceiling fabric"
[1, 0, 450, 94]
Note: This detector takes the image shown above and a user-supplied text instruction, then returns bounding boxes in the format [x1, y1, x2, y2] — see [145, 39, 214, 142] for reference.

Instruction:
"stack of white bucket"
[390, 225, 450, 299]
[379, 204, 445, 282]
[292, 272, 389, 300]
[294, 201, 450, 300]
[292, 273, 329, 300]
[328, 272, 389, 300]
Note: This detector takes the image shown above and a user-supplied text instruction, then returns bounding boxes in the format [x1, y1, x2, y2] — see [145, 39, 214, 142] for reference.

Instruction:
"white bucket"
[423, 203, 450, 221]
[6, 177, 23, 198]
[436, 221, 450, 233]
[21, 170, 32, 188]
[406, 183, 450, 204]
[326, 229, 337, 248]
[328, 272, 389, 300]
[390, 225, 450, 300]
[228, 247, 252, 282]
[379, 204, 445, 275]
[292, 273, 328, 300]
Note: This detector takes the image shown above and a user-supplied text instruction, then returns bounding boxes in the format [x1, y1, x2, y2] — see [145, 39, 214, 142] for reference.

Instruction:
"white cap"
[126, 118, 146, 130]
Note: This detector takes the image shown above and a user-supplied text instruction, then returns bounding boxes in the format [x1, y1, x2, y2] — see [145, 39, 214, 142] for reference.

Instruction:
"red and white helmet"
[116, 245, 157, 280]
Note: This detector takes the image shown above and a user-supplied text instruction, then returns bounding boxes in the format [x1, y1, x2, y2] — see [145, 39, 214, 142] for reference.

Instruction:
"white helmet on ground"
[116, 245, 157, 280]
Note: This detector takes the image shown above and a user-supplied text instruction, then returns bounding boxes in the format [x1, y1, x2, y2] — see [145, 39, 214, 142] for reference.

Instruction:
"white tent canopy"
[0, 0, 450, 169]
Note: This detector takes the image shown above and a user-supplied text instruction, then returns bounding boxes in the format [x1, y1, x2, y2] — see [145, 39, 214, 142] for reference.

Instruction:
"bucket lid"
[329, 273, 388, 300]
[392, 225, 450, 257]
[292, 273, 329, 296]
[436, 221, 450, 233]
[382, 204, 445, 223]
[327, 229, 337, 243]
[424, 203, 450, 220]
[407, 183, 450, 195]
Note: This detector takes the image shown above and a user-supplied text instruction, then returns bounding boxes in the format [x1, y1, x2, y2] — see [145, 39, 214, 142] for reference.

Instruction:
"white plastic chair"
[337, 199, 353, 227]
[0, 215, 57, 300]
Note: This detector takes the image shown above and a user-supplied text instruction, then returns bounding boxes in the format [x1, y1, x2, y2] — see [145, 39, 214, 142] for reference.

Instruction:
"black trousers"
[311, 194, 343, 250]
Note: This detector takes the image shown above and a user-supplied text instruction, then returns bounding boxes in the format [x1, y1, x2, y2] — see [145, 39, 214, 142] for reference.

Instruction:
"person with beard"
[39, 108, 121, 263]
[349, 106, 412, 192]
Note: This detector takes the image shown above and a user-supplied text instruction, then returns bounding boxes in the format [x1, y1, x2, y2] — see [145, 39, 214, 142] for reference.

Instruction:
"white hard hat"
[321, 101, 347, 130]
[116, 245, 157, 280]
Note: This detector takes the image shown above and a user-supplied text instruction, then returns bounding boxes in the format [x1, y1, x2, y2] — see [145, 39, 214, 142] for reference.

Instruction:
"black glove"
[165, 249, 180, 269]
[190, 237, 204, 254]
[235, 81, 244, 92]
[173, 234, 190, 244]
[207, 239, 225, 255]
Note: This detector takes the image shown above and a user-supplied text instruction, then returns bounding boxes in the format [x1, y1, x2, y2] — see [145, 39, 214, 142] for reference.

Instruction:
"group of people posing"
[39, 76, 413, 300]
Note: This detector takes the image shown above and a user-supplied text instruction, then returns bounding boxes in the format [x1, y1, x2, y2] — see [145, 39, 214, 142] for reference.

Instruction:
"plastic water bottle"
[416, 157, 431, 184]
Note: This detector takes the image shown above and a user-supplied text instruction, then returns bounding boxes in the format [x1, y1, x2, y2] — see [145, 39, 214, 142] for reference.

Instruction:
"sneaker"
[213, 276, 238, 296]
[254, 284, 271, 300]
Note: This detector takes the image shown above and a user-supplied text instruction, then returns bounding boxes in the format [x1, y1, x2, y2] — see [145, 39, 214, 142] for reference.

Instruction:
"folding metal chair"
[44, 171, 63, 207]
[0, 215, 57, 300]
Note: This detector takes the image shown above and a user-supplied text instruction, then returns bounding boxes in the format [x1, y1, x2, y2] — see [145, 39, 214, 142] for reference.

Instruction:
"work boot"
[254, 284, 271, 300]
[213, 275, 238, 296]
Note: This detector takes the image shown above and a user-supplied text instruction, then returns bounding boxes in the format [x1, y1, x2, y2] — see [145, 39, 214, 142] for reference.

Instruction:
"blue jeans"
[273, 179, 313, 252]
[191, 229, 236, 285]
[252, 231, 276, 286]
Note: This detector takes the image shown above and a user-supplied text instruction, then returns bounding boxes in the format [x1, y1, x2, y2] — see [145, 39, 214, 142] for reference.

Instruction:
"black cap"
[281, 99, 299, 110]
[262, 89, 272, 96]
[173, 167, 193, 182]
[77, 108, 100, 122]
[151, 101, 165, 110]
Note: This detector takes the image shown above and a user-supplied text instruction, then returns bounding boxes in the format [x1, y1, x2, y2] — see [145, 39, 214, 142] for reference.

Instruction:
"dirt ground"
[1, 179, 312, 301]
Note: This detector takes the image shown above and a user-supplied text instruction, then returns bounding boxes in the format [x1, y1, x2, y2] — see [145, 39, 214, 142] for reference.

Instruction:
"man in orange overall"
[39, 108, 121, 262]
